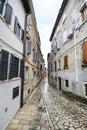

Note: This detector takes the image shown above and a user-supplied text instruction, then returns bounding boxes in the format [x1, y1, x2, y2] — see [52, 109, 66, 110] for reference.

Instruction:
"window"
[26, 37, 31, 54]
[4, 3, 12, 24]
[9, 55, 19, 79]
[58, 60, 61, 70]
[14, 16, 21, 37]
[82, 42, 87, 64]
[54, 61, 56, 71]
[0, 0, 5, 14]
[21, 29, 24, 42]
[51, 63, 53, 72]
[65, 79, 69, 87]
[24, 66, 29, 83]
[64, 55, 68, 69]
[40, 64, 42, 70]
[63, 31, 67, 43]
[33, 49, 37, 62]
[32, 69, 35, 78]
[56, 40, 60, 50]
[85, 84, 87, 96]
[80, 5, 87, 21]
[12, 86, 19, 99]
[0, 50, 9, 80]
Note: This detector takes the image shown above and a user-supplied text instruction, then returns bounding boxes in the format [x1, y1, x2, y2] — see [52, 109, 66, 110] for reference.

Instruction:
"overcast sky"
[32, 0, 63, 67]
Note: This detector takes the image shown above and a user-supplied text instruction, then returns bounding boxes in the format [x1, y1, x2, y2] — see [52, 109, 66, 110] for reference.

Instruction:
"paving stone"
[5, 78, 87, 130]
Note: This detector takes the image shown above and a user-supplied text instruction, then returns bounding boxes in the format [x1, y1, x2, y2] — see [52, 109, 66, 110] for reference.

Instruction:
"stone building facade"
[23, 1, 45, 102]
[49, 0, 87, 98]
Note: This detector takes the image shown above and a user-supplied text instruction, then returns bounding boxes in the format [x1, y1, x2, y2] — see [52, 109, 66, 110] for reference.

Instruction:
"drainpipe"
[20, 14, 28, 107]
[74, 30, 78, 82]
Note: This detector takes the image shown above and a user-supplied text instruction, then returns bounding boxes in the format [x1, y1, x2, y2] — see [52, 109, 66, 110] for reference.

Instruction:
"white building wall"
[0, 0, 26, 129]
[0, 80, 21, 130]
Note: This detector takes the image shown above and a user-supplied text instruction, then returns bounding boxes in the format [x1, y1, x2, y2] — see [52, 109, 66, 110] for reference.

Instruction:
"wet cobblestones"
[6, 78, 87, 130]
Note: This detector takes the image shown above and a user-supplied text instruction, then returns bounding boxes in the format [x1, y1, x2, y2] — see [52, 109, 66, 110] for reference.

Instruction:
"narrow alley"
[6, 78, 87, 130]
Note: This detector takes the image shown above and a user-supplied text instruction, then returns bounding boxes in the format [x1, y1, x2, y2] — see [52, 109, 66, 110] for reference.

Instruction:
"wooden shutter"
[20, 59, 24, 79]
[4, 3, 12, 24]
[0, 0, 5, 14]
[64, 55, 68, 68]
[82, 42, 87, 63]
[0, 50, 9, 80]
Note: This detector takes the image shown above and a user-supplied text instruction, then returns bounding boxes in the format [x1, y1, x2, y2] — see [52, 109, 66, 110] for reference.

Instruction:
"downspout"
[74, 30, 78, 82]
[20, 14, 28, 107]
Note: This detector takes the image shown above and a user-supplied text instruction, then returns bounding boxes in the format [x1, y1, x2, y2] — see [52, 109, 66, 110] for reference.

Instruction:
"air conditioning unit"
[67, 29, 73, 39]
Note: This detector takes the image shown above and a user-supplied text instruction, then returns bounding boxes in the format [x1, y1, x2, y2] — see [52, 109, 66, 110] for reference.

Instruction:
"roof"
[50, 0, 68, 41]
[21, 0, 31, 13]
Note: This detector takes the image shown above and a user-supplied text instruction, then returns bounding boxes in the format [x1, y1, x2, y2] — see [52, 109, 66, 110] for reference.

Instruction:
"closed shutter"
[4, 3, 12, 24]
[9, 55, 19, 79]
[64, 55, 68, 68]
[14, 17, 21, 37]
[21, 29, 24, 42]
[0, 49, 9, 80]
[26, 39, 31, 54]
[82, 42, 87, 63]
[9, 54, 13, 79]
[20, 59, 24, 79]
[14, 16, 18, 34]
[0, 0, 5, 14]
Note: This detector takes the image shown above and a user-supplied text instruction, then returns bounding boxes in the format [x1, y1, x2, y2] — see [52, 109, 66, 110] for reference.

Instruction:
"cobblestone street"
[6, 78, 87, 130]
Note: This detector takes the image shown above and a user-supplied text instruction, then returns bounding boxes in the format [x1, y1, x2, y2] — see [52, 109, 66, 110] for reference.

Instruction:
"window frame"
[65, 79, 69, 88]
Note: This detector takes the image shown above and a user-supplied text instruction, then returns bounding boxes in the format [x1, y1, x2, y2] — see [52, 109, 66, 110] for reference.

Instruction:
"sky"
[32, 0, 63, 67]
